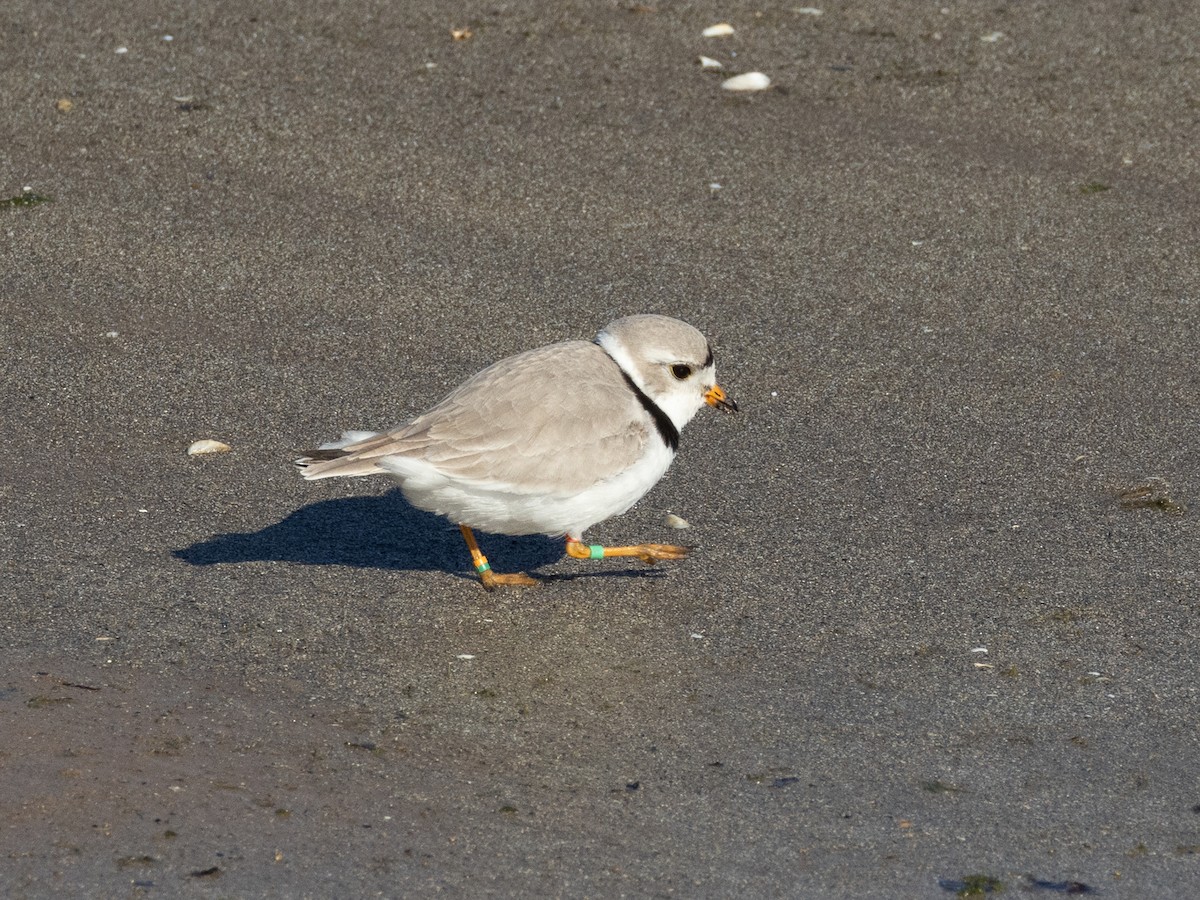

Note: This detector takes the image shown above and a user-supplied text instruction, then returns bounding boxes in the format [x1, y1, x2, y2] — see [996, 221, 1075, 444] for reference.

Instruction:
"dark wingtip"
[298, 448, 350, 462]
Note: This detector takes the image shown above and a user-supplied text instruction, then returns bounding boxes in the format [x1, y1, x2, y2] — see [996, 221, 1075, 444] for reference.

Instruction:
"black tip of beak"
[705, 385, 737, 413]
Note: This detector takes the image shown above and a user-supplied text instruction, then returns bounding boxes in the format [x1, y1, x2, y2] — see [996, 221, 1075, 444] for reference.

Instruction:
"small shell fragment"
[702, 23, 735, 37]
[980, 31, 1005, 43]
[665, 513, 691, 529]
[55, 98, 74, 113]
[187, 439, 231, 456]
[795, 7, 823, 15]
[721, 71, 771, 92]
[698, 55, 724, 70]
[456, 654, 476, 660]
[450, 27, 473, 41]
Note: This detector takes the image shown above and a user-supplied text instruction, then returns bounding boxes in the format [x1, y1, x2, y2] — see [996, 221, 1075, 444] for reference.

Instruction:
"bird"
[295, 314, 737, 589]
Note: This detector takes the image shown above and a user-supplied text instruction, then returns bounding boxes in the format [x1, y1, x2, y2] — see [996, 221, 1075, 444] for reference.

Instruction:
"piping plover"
[295, 314, 737, 589]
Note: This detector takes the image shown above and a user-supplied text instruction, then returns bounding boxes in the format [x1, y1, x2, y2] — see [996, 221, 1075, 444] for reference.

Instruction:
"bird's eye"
[670, 364, 693, 380]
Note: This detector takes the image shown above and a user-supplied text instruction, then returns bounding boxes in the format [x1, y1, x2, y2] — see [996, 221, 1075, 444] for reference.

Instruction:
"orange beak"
[704, 384, 738, 413]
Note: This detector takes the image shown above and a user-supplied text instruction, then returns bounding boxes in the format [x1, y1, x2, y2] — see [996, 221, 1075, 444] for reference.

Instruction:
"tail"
[294, 430, 384, 480]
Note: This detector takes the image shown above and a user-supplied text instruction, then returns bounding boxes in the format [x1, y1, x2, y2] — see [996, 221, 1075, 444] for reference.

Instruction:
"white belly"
[378, 441, 675, 539]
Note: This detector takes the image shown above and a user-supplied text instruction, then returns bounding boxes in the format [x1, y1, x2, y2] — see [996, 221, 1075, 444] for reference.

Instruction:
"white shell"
[795, 7, 823, 15]
[665, 513, 691, 529]
[721, 72, 771, 92]
[702, 23, 735, 37]
[187, 439, 231, 456]
[698, 55, 724, 70]
[979, 31, 1005, 43]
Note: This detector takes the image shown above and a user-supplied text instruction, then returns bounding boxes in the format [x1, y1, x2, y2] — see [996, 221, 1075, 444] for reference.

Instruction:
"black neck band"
[596, 340, 680, 452]
[617, 368, 680, 453]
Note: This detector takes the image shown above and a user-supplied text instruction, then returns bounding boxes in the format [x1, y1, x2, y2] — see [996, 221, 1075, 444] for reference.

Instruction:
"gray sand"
[3, 2, 1198, 896]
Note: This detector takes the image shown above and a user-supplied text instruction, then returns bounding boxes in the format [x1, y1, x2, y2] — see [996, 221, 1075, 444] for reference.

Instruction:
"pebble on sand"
[187, 440, 231, 456]
[721, 72, 771, 92]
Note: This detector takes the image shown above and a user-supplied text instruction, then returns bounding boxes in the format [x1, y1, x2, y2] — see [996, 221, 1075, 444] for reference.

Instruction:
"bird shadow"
[173, 488, 665, 584]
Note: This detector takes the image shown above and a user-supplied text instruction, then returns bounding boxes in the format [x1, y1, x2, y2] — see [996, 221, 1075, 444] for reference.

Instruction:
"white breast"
[379, 438, 675, 539]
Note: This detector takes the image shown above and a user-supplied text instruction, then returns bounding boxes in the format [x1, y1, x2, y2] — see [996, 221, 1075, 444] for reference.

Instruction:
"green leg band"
[588, 545, 605, 559]
[475, 561, 492, 573]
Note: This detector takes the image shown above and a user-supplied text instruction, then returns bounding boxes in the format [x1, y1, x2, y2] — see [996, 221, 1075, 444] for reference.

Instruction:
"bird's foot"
[478, 569, 540, 591]
[459, 524, 540, 590]
[565, 540, 690, 566]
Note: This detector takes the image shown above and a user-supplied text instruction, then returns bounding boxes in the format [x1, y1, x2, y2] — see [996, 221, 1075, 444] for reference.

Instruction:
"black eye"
[670, 364, 693, 380]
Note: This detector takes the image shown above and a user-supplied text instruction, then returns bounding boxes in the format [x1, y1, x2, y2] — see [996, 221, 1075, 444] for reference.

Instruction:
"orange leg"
[565, 538, 689, 565]
[459, 525, 539, 590]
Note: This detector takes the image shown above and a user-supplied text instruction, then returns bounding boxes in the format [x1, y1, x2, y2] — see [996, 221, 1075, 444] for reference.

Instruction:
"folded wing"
[296, 341, 652, 494]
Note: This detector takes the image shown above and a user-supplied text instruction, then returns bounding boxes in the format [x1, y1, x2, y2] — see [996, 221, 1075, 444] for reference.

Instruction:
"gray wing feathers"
[297, 342, 651, 493]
